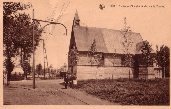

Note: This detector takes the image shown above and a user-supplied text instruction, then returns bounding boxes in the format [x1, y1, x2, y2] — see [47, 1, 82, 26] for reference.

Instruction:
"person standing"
[64, 74, 68, 89]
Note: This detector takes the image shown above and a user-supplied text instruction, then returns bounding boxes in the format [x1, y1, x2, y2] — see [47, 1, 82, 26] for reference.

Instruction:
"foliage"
[21, 60, 31, 76]
[69, 46, 78, 75]
[141, 40, 152, 67]
[156, 45, 170, 77]
[3, 2, 29, 84]
[139, 41, 152, 79]
[76, 78, 169, 105]
[3, 2, 42, 83]
[89, 39, 97, 56]
[68, 46, 78, 66]
[120, 21, 133, 79]
[4, 58, 15, 84]
[120, 20, 133, 67]
[88, 39, 103, 66]
[36, 64, 43, 75]
[68, 46, 78, 77]
[88, 39, 97, 65]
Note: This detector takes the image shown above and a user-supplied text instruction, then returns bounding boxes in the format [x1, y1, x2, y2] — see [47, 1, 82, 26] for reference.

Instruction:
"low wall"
[138, 67, 156, 79]
[76, 66, 133, 80]
[148, 67, 155, 79]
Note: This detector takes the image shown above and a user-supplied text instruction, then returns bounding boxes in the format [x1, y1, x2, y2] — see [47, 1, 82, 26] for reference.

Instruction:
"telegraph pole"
[40, 39, 46, 79]
[32, 9, 35, 89]
[43, 39, 46, 79]
[32, 9, 67, 89]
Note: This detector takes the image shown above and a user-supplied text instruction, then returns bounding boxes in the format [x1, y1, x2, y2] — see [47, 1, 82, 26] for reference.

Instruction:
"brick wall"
[76, 66, 133, 80]
[147, 67, 156, 79]
[69, 53, 156, 80]
[104, 56, 122, 66]
[77, 53, 92, 65]
[137, 67, 156, 79]
[77, 53, 123, 66]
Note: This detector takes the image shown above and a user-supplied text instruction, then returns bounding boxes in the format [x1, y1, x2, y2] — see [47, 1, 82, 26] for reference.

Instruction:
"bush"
[10, 74, 24, 81]
[75, 78, 170, 105]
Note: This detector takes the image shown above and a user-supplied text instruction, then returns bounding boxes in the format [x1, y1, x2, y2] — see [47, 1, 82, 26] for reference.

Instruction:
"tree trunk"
[24, 67, 28, 80]
[145, 62, 148, 80]
[7, 71, 11, 86]
[25, 73, 27, 80]
[129, 69, 130, 80]
[71, 66, 73, 74]
[133, 55, 139, 79]
[6, 56, 13, 86]
[48, 69, 50, 79]
[164, 67, 166, 78]
[23, 48, 28, 80]
[146, 67, 148, 80]
[162, 67, 165, 78]
[44, 64, 45, 79]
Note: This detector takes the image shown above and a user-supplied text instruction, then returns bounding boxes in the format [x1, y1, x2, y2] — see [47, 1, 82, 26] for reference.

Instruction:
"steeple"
[73, 10, 80, 27]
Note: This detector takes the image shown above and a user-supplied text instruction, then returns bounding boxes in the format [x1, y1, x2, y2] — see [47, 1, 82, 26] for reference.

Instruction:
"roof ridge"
[77, 26, 141, 34]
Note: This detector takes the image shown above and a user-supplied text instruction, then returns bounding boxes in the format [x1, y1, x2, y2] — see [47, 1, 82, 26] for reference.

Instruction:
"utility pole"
[32, 9, 35, 89]
[43, 39, 46, 79]
[32, 9, 67, 89]
[40, 39, 46, 79]
[44, 48, 49, 78]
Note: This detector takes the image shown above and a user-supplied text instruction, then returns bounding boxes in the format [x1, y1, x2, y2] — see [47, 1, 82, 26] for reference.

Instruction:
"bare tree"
[120, 17, 133, 80]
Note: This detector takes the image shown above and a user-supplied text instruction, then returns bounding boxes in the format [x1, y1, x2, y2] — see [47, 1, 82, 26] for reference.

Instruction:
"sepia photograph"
[2, 0, 171, 107]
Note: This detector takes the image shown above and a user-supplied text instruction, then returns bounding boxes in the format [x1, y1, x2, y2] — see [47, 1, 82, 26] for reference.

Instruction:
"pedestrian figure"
[64, 73, 68, 89]
[72, 75, 77, 88]
[67, 74, 73, 88]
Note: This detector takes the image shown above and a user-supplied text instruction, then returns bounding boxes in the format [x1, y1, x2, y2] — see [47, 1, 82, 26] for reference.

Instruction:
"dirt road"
[3, 79, 114, 105]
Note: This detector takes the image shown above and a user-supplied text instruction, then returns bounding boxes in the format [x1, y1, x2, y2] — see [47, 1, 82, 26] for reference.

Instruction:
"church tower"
[70, 10, 80, 50]
[73, 10, 80, 27]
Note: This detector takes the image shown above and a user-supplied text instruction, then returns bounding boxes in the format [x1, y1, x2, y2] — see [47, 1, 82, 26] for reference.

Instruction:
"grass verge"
[75, 78, 170, 105]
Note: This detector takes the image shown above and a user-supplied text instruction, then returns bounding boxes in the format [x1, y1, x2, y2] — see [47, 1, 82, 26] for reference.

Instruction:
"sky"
[11, 0, 171, 69]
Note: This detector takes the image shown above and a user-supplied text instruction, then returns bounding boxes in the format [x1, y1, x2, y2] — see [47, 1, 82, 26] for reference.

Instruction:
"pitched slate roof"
[73, 26, 143, 54]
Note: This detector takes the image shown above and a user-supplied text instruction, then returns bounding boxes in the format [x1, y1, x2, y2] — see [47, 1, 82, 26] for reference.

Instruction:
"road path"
[3, 79, 114, 105]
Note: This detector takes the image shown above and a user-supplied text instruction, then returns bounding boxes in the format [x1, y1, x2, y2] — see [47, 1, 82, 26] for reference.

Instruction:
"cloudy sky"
[13, 0, 171, 68]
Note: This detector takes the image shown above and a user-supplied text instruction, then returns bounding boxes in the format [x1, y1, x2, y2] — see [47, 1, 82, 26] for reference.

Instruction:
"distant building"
[68, 11, 158, 80]
[11, 55, 24, 75]
[59, 63, 68, 78]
